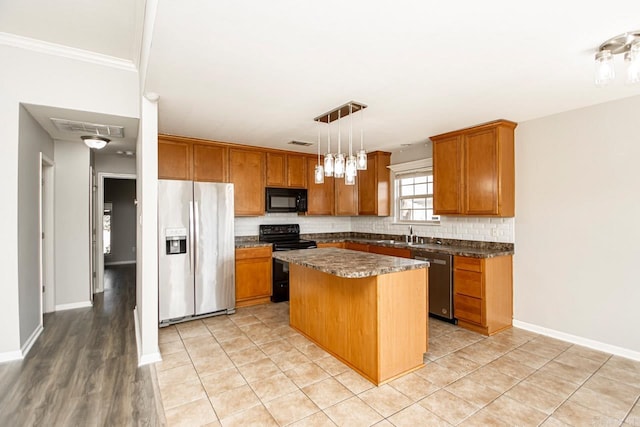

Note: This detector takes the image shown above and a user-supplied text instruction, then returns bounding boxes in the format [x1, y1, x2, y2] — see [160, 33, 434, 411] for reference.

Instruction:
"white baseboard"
[104, 260, 136, 266]
[0, 349, 23, 363]
[21, 324, 44, 358]
[55, 301, 92, 311]
[134, 307, 162, 367]
[513, 319, 640, 361]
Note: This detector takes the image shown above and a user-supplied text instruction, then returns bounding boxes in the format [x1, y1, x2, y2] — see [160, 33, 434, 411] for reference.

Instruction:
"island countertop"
[272, 247, 429, 278]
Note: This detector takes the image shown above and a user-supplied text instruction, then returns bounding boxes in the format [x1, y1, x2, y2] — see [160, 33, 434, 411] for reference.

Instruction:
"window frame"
[389, 159, 440, 225]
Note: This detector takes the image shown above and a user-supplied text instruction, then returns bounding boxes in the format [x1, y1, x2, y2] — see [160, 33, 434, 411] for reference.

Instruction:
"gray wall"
[515, 95, 640, 355]
[54, 140, 91, 307]
[95, 153, 136, 175]
[104, 178, 137, 264]
[17, 106, 54, 347]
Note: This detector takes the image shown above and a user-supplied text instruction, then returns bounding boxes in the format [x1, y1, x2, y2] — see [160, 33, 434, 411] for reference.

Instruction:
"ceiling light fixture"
[81, 135, 110, 149]
[595, 30, 640, 86]
[314, 101, 368, 184]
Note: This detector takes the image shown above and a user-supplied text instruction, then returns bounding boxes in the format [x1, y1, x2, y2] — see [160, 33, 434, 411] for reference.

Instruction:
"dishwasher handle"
[414, 256, 448, 266]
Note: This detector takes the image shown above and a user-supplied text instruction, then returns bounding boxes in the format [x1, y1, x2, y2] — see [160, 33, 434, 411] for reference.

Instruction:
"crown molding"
[0, 32, 137, 72]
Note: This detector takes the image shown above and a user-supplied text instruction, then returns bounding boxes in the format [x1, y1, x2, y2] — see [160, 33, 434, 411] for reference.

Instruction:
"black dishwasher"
[413, 251, 455, 322]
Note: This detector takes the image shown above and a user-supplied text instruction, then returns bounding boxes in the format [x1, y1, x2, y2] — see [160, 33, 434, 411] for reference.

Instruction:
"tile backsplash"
[351, 216, 515, 243]
[234, 213, 351, 236]
[236, 213, 514, 243]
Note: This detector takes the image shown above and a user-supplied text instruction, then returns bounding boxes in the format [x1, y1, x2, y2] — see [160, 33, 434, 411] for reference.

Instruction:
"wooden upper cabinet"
[286, 154, 307, 188]
[465, 128, 498, 215]
[158, 138, 192, 180]
[266, 153, 307, 188]
[358, 151, 391, 216]
[193, 143, 228, 182]
[229, 148, 265, 216]
[433, 135, 463, 215]
[306, 156, 334, 215]
[335, 175, 358, 216]
[266, 152, 286, 187]
[431, 119, 516, 217]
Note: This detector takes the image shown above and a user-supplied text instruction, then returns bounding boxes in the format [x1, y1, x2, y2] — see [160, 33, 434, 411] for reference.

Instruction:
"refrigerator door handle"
[189, 201, 195, 273]
[193, 201, 199, 273]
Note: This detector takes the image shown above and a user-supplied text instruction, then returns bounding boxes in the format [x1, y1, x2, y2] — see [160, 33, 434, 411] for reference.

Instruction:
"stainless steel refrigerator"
[158, 180, 235, 325]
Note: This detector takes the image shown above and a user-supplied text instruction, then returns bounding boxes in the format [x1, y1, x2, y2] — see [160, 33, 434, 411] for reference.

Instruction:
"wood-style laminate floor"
[0, 265, 164, 426]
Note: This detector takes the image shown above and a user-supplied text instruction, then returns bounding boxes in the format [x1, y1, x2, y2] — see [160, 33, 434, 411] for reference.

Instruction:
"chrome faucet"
[406, 226, 415, 244]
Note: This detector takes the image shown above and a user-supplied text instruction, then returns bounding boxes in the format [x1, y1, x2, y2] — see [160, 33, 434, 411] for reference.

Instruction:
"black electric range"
[259, 224, 317, 301]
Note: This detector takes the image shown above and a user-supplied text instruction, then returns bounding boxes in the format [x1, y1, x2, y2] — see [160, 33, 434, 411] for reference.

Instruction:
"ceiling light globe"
[314, 164, 324, 184]
[595, 50, 615, 87]
[334, 153, 345, 178]
[324, 153, 334, 176]
[356, 149, 367, 170]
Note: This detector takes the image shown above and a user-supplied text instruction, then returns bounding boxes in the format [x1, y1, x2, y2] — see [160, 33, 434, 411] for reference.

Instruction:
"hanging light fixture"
[314, 120, 324, 184]
[345, 104, 357, 185]
[356, 105, 367, 170]
[314, 101, 367, 184]
[334, 110, 345, 178]
[594, 30, 640, 86]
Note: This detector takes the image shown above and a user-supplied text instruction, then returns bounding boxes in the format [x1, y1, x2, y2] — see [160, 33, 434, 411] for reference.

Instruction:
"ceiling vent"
[288, 140, 313, 147]
[50, 118, 125, 138]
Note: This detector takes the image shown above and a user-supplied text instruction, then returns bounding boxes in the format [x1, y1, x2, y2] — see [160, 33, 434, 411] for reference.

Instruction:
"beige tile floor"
[156, 303, 640, 426]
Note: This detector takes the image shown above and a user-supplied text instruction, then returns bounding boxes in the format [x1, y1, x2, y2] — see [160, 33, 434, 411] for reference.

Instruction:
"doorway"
[40, 153, 55, 315]
[96, 173, 137, 294]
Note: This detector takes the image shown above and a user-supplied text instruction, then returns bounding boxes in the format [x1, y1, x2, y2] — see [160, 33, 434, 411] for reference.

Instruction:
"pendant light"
[313, 101, 367, 184]
[314, 120, 324, 183]
[324, 119, 334, 177]
[345, 104, 357, 185]
[334, 110, 345, 178]
[356, 106, 367, 170]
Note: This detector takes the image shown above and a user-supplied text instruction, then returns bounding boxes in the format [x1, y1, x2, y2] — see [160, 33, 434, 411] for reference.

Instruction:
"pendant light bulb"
[595, 49, 615, 87]
[324, 119, 334, 177]
[345, 171, 356, 186]
[315, 119, 324, 183]
[356, 106, 367, 170]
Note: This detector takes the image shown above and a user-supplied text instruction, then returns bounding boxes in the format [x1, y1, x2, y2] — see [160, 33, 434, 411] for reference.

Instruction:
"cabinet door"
[335, 176, 358, 216]
[317, 242, 345, 248]
[358, 152, 391, 216]
[235, 247, 272, 306]
[158, 139, 191, 180]
[433, 136, 462, 214]
[306, 157, 334, 215]
[229, 149, 265, 216]
[287, 154, 307, 188]
[193, 143, 228, 182]
[465, 128, 499, 215]
[266, 152, 286, 187]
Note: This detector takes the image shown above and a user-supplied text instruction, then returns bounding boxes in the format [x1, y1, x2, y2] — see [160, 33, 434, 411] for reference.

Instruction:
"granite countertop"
[312, 236, 513, 258]
[272, 248, 429, 279]
[234, 236, 272, 249]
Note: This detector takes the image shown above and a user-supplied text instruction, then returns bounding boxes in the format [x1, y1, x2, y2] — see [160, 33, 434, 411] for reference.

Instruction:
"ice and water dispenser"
[165, 228, 187, 255]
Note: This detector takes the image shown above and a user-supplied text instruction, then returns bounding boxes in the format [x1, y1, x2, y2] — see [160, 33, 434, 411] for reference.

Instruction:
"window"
[103, 202, 112, 255]
[395, 171, 439, 223]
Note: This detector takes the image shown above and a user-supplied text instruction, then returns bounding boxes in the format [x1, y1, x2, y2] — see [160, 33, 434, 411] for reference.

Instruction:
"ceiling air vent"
[288, 140, 313, 147]
[50, 118, 125, 138]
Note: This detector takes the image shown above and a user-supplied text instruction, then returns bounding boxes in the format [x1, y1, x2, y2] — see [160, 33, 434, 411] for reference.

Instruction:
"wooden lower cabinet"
[345, 242, 369, 252]
[344, 242, 411, 259]
[453, 255, 513, 335]
[289, 264, 427, 385]
[368, 245, 411, 258]
[235, 246, 272, 307]
[317, 242, 345, 249]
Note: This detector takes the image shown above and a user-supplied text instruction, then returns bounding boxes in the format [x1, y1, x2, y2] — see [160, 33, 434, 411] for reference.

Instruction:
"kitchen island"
[273, 248, 429, 385]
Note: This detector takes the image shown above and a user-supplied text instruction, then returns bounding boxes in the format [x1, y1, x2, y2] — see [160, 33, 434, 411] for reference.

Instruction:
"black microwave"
[265, 187, 307, 213]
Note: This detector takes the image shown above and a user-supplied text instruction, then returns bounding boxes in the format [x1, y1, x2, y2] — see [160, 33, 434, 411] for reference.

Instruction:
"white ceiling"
[3, 1, 640, 156]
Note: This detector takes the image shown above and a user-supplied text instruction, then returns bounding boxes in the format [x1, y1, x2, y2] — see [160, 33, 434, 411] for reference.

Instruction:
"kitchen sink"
[376, 239, 406, 245]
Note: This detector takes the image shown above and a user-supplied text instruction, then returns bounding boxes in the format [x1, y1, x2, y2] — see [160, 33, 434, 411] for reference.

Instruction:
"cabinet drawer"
[345, 242, 369, 252]
[317, 242, 345, 249]
[454, 294, 482, 324]
[454, 256, 482, 272]
[454, 270, 482, 298]
[235, 246, 272, 260]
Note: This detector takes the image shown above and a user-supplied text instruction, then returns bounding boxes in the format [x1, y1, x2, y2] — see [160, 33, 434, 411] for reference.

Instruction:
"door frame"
[96, 172, 137, 293]
[39, 153, 55, 315]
